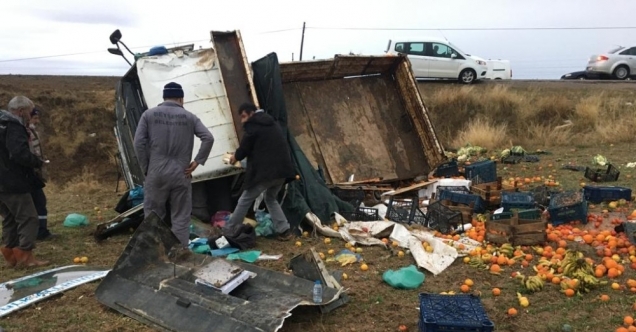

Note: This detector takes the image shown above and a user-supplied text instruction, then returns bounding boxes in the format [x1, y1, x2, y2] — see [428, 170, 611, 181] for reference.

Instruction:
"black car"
[561, 70, 633, 80]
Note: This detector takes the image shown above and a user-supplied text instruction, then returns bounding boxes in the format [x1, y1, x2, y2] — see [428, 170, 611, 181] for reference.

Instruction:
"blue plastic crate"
[438, 190, 485, 213]
[491, 208, 542, 221]
[434, 160, 460, 178]
[464, 160, 497, 184]
[419, 293, 494, 332]
[548, 191, 588, 225]
[501, 192, 535, 211]
[583, 186, 632, 204]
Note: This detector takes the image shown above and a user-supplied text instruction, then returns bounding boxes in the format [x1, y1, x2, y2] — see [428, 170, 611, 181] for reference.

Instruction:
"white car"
[386, 38, 488, 84]
[586, 45, 636, 80]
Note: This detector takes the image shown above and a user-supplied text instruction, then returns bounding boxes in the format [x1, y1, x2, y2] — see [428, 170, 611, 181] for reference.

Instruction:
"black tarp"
[251, 53, 353, 231]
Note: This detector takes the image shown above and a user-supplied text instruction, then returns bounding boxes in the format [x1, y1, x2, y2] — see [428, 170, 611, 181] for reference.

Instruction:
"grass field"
[2, 76, 636, 332]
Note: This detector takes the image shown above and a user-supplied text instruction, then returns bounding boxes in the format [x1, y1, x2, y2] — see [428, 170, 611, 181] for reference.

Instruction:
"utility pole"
[299, 22, 306, 61]
[292, 53, 294, 61]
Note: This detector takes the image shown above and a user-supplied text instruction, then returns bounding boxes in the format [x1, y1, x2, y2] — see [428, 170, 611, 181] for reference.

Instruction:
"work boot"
[12, 248, 50, 268]
[277, 229, 294, 242]
[1, 246, 16, 267]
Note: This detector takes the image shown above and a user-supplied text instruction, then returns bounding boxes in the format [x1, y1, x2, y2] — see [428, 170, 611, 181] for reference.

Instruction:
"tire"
[458, 69, 476, 84]
[613, 65, 630, 80]
[577, 75, 586, 80]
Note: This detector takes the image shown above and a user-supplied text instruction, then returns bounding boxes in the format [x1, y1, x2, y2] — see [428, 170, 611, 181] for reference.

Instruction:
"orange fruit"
[551, 276, 561, 284]
[558, 240, 567, 248]
[627, 326, 636, 332]
[507, 308, 518, 316]
[608, 268, 620, 278]
[464, 279, 474, 287]
[564, 289, 575, 297]
[492, 288, 501, 296]
[490, 264, 501, 273]
[617, 328, 629, 332]
[625, 316, 634, 326]
[525, 254, 533, 261]
[460, 284, 470, 293]
[600, 294, 610, 302]
[594, 269, 604, 278]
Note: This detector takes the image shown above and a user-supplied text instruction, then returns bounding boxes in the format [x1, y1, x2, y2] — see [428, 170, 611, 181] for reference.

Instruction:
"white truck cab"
[385, 37, 488, 84]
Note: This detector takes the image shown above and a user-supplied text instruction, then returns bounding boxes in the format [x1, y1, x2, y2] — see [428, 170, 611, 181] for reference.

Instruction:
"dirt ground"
[2, 75, 636, 332]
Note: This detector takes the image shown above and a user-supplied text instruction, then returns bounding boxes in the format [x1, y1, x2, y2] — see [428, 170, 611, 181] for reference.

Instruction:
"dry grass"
[420, 82, 636, 149]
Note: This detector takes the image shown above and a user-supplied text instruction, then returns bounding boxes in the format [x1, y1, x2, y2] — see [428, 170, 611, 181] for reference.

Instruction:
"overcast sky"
[0, 0, 634, 79]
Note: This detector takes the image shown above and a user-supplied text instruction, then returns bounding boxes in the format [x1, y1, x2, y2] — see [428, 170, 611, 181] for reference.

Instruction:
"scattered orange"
[490, 264, 502, 273]
[525, 254, 533, 261]
[507, 308, 518, 316]
[460, 284, 470, 293]
[464, 279, 474, 287]
[551, 276, 561, 284]
[624, 316, 634, 326]
[492, 288, 501, 296]
[564, 289, 575, 297]
[600, 294, 610, 302]
[608, 268, 620, 278]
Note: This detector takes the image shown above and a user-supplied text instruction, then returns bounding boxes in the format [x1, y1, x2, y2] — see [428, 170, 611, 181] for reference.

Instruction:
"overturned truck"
[101, 29, 445, 237]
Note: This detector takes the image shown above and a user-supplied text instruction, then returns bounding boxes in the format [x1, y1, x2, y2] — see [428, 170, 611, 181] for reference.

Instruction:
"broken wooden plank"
[383, 180, 437, 197]
[334, 178, 384, 185]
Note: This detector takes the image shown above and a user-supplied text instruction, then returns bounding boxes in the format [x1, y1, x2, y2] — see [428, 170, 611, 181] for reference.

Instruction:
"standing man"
[28, 108, 56, 241]
[0, 96, 49, 268]
[227, 103, 296, 241]
[134, 82, 214, 250]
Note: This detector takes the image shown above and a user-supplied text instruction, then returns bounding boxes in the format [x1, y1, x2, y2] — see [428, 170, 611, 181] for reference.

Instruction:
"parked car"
[385, 38, 488, 84]
[586, 45, 636, 80]
[561, 70, 633, 80]
[485, 59, 512, 80]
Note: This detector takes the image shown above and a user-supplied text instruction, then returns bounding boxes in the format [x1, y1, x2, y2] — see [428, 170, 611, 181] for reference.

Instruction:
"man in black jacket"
[227, 103, 296, 241]
[0, 96, 49, 268]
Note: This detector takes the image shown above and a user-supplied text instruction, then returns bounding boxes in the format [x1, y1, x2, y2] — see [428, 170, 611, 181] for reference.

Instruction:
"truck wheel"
[613, 65, 630, 80]
[458, 69, 476, 84]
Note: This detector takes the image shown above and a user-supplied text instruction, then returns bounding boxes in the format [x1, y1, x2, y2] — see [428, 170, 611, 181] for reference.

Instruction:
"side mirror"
[109, 29, 122, 45]
[108, 48, 124, 56]
[451, 53, 457, 59]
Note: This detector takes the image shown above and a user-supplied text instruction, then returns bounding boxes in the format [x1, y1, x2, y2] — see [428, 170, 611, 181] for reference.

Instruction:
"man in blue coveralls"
[134, 82, 214, 251]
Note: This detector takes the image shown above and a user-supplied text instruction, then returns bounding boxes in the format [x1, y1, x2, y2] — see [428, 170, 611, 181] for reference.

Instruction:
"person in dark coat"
[227, 102, 296, 241]
[0, 96, 49, 268]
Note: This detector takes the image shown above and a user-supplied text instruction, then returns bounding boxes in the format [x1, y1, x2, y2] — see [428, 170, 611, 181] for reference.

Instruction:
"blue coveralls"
[133, 101, 214, 247]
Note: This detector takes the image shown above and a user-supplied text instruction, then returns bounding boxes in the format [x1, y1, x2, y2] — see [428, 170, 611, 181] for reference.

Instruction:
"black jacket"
[0, 110, 44, 194]
[234, 112, 295, 190]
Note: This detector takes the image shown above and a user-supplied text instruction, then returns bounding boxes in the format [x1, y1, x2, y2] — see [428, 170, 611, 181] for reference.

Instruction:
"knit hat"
[31, 108, 40, 117]
[163, 82, 184, 99]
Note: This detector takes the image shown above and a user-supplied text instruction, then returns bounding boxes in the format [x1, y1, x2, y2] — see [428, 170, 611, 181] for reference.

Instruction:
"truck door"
[427, 42, 462, 78]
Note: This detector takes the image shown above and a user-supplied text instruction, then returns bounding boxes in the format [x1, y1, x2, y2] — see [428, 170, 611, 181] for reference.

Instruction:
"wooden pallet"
[470, 177, 518, 206]
[436, 199, 474, 224]
[486, 211, 547, 246]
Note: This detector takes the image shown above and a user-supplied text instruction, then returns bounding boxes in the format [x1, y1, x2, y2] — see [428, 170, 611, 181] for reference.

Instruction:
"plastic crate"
[438, 190, 485, 213]
[464, 160, 497, 184]
[433, 160, 460, 178]
[501, 155, 523, 164]
[491, 208, 541, 221]
[435, 185, 470, 199]
[523, 155, 540, 163]
[548, 191, 588, 225]
[501, 192, 535, 211]
[584, 164, 620, 182]
[426, 201, 463, 234]
[419, 293, 494, 332]
[583, 186, 632, 204]
[340, 207, 380, 221]
[331, 188, 365, 208]
[386, 197, 426, 225]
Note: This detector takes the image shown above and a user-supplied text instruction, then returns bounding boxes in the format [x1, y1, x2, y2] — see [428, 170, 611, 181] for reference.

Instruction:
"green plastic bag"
[382, 265, 425, 289]
[227, 250, 261, 263]
[63, 213, 89, 227]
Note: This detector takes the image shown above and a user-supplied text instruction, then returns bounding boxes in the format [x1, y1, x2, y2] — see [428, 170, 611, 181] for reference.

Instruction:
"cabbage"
[511, 146, 525, 155]
[500, 149, 511, 158]
[593, 155, 608, 166]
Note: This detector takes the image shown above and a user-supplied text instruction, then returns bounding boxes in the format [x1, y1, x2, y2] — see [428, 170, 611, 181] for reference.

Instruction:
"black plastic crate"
[523, 155, 540, 163]
[548, 191, 588, 225]
[433, 160, 460, 178]
[501, 192, 535, 211]
[438, 190, 485, 213]
[340, 207, 381, 222]
[464, 160, 497, 184]
[386, 197, 426, 225]
[584, 164, 620, 182]
[426, 201, 463, 234]
[419, 293, 494, 332]
[491, 208, 541, 221]
[583, 186, 632, 204]
[501, 155, 523, 164]
[331, 188, 365, 208]
[435, 185, 470, 199]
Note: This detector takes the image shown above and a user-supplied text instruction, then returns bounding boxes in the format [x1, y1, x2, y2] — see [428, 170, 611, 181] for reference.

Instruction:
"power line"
[307, 26, 636, 31]
[0, 28, 301, 63]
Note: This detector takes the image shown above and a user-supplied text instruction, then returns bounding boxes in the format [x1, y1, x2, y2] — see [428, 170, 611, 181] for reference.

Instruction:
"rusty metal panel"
[211, 30, 259, 140]
[394, 59, 446, 167]
[280, 55, 402, 83]
[283, 76, 429, 183]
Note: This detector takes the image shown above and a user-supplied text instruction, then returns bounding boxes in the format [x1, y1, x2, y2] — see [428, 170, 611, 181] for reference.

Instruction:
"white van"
[486, 60, 512, 80]
[385, 38, 488, 84]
